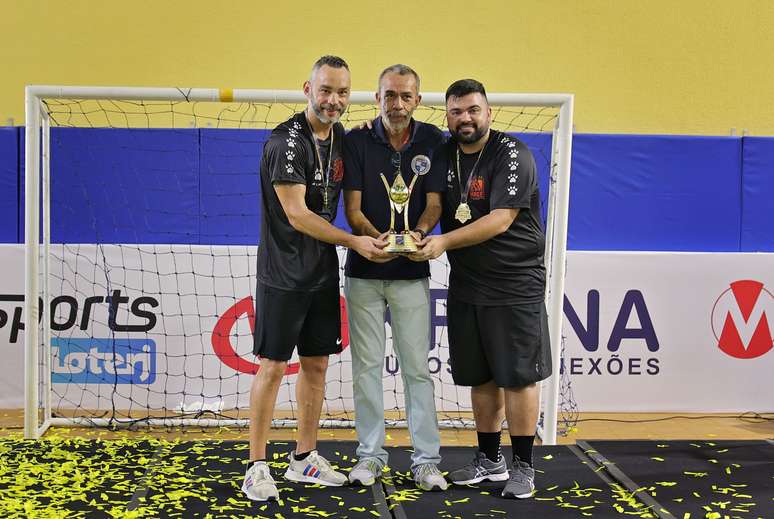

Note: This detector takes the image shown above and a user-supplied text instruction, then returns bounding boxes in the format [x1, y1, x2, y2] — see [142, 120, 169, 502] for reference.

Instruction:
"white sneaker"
[348, 457, 384, 486]
[242, 461, 279, 501]
[412, 463, 449, 491]
[284, 450, 347, 486]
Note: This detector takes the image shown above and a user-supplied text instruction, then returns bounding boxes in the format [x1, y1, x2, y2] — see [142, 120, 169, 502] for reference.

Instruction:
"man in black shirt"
[242, 56, 388, 502]
[410, 79, 552, 499]
[343, 64, 447, 491]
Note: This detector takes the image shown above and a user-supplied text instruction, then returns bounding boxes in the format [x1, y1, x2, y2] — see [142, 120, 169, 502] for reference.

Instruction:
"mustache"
[320, 103, 344, 113]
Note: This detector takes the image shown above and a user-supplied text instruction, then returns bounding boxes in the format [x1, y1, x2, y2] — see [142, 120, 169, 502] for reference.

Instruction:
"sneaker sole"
[240, 483, 279, 502]
[502, 489, 535, 499]
[349, 475, 377, 486]
[451, 472, 510, 485]
[285, 469, 346, 487]
[417, 483, 449, 492]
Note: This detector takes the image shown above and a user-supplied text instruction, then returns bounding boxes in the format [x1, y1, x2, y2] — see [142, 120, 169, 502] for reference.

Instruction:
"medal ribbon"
[306, 115, 334, 211]
[455, 141, 487, 206]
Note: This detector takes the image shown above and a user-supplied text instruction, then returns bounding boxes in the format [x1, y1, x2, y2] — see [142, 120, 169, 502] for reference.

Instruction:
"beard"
[311, 100, 344, 124]
[451, 122, 488, 144]
[383, 109, 411, 133]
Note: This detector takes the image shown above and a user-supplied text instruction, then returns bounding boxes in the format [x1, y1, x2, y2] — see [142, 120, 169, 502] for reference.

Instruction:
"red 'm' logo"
[710, 280, 773, 359]
[211, 295, 350, 375]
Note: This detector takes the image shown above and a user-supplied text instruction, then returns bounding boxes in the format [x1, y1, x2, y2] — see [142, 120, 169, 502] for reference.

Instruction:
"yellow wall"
[2, 0, 773, 135]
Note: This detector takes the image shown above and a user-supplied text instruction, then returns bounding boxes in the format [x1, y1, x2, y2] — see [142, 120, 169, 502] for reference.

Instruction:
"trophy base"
[385, 232, 418, 253]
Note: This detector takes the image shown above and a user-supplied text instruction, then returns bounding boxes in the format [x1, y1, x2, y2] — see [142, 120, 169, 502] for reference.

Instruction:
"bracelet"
[412, 228, 427, 239]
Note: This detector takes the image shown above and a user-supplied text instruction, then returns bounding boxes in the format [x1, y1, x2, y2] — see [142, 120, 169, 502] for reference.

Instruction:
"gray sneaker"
[284, 450, 347, 486]
[348, 457, 384, 486]
[241, 461, 279, 501]
[502, 459, 535, 499]
[412, 463, 449, 491]
[448, 451, 509, 485]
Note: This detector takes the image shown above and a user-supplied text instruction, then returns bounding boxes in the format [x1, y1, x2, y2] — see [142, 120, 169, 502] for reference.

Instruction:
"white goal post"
[24, 85, 573, 444]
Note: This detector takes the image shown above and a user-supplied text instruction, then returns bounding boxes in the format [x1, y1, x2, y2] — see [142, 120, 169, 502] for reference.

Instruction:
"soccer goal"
[24, 86, 574, 444]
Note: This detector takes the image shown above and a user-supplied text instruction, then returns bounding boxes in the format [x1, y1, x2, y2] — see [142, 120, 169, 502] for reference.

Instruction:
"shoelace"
[509, 466, 531, 484]
[361, 459, 381, 474]
[308, 452, 333, 472]
[416, 464, 441, 478]
[251, 463, 273, 482]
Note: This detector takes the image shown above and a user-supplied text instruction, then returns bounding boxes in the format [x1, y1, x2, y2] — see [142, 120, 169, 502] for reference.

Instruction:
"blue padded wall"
[568, 134, 743, 251]
[0, 128, 18, 243]
[199, 129, 264, 245]
[8, 128, 773, 251]
[49, 128, 199, 244]
[741, 137, 774, 252]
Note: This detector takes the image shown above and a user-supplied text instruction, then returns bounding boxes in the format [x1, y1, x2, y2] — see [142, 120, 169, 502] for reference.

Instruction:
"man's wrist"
[412, 228, 427, 239]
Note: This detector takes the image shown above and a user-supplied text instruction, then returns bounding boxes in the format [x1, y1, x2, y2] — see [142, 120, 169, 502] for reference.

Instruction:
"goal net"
[24, 87, 576, 443]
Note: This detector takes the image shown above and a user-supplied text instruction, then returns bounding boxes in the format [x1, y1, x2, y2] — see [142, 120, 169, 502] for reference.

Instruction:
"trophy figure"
[379, 172, 420, 253]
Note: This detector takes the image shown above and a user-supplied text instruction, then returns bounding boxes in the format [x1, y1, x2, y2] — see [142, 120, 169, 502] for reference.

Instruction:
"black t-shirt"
[256, 112, 345, 290]
[437, 130, 546, 305]
[343, 118, 446, 279]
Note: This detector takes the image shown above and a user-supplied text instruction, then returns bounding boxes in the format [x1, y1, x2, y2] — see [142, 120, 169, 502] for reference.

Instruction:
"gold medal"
[455, 202, 472, 223]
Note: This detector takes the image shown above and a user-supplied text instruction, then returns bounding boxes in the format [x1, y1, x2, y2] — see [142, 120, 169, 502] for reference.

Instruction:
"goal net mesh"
[32, 94, 578, 433]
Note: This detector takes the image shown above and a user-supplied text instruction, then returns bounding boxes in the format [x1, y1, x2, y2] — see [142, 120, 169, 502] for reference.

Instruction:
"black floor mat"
[138, 439, 385, 518]
[5, 438, 771, 518]
[0, 437, 158, 518]
[587, 440, 774, 518]
[383, 444, 655, 518]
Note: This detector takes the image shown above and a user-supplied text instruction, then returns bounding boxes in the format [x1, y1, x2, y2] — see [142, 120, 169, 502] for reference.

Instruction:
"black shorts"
[447, 297, 552, 388]
[253, 282, 343, 361]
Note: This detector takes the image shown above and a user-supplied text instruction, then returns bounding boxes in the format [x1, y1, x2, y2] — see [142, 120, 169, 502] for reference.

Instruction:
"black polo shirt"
[343, 117, 446, 280]
[435, 130, 546, 305]
[256, 112, 345, 290]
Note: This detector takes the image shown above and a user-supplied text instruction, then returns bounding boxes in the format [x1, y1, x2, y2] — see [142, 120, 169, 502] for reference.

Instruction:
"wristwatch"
[412, 228, 427, 239]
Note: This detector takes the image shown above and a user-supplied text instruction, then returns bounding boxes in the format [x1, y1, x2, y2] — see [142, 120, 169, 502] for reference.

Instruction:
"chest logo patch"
[411, 155, 431, 176]
[470, 177, 486, 200]
[332, 158, 344, 182]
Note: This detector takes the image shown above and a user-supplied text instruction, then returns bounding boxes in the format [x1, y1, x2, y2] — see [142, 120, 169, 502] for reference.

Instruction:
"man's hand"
[350, 235, 393, 263]
[353, 119, 375, 131]
[407, 235, 448, 261]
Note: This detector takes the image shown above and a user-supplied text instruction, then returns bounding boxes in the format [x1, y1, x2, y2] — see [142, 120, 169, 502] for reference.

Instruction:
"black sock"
[249, 459, 266, 468]
[294, 450, 311, 461]
[510, 435, 535, 467]
[477, 431, 502, 462]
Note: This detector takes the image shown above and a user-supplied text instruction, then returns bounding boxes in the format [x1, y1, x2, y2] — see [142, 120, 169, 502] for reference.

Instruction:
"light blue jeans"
[344, 277, 441, 469]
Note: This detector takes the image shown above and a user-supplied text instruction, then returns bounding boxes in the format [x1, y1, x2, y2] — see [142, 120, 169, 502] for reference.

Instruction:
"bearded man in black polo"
[409, 79, 552, 499]
[242, 55, 388, 502]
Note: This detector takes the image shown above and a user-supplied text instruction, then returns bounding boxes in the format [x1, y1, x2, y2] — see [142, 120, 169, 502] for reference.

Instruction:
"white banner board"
[1, 245, 771, 413]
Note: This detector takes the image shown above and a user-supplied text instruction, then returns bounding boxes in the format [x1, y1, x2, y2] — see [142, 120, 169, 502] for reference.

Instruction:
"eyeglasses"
[391, 152, 401, 170]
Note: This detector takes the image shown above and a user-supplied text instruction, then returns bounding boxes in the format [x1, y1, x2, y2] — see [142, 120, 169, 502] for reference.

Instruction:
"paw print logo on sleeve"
[286, 138, 296, 148]
[507, 171, 518, 196]
[509, 161, 519, 171]
[285, 150, 295, 161]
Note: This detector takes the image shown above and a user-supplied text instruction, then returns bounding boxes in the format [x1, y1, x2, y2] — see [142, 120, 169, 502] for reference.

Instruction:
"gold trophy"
[378, 154, 431, 253]
[379, 173, 419, 253]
